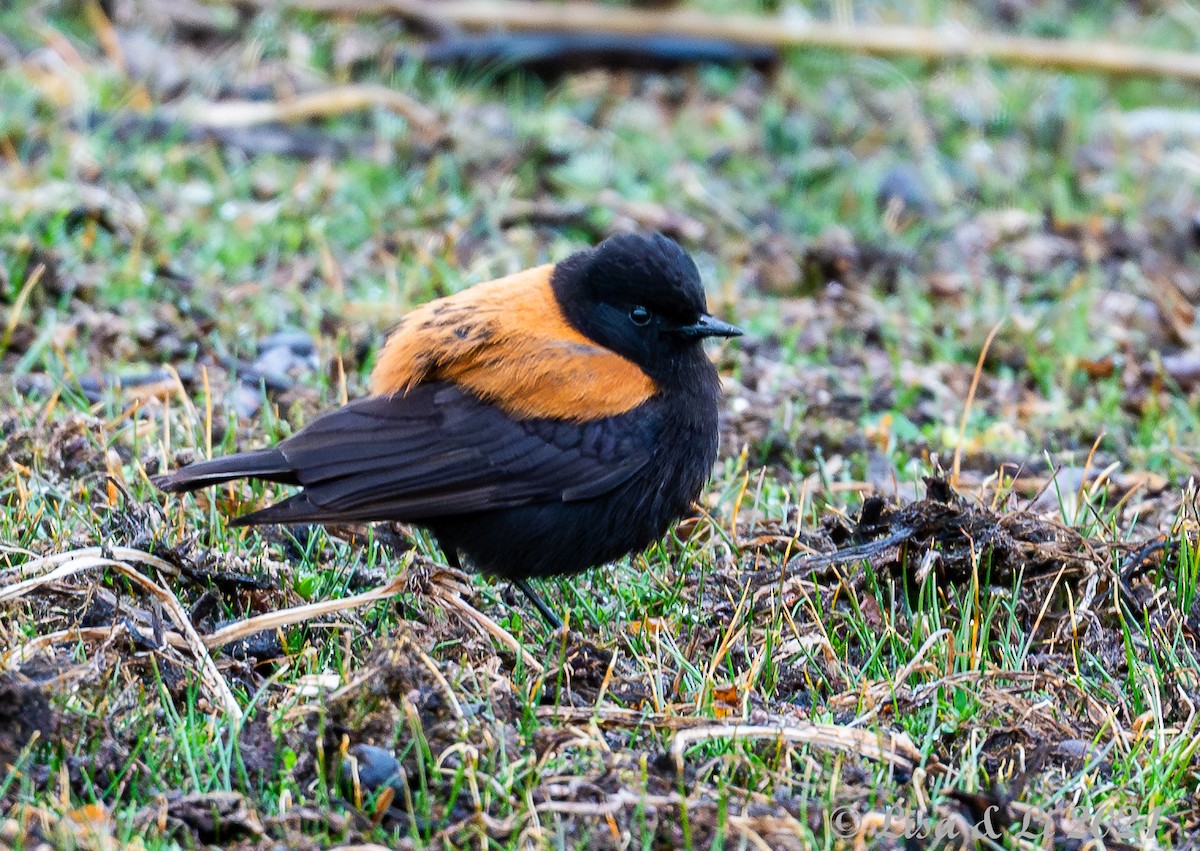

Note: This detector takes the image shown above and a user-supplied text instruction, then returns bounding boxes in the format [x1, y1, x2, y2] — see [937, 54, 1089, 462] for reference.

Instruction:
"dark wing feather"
[154, 447, 298, 492]
[213, 381, 653, 526]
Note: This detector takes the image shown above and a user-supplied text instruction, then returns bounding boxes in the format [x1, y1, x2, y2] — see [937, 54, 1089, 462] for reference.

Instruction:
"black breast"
[432, 353, 720, 581]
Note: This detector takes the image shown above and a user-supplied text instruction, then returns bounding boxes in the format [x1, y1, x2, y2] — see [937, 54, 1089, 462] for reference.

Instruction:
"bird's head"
[551, 232, 742, 385]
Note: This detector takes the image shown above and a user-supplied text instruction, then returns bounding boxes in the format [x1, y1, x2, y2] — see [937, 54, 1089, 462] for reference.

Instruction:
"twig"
[829, 668, 1113, 730]
[397, 634, 466, 726]
[202, 560, 412, 650]
[3, 624, 193, 669]
[0, 548, 240, 719]
[888, 628, 950, 691]
[670, 721, 924, 774]
[419, 31, 776, 74]
[0, 546, 178, 591]
[425, 573, 545, 674]
[172, 83, 439, 134]
[6, 549, 539, 688]
[234, 0, 1200, 83]
[534, 789, 679, 816]
[536, 705, 725, 730]
[140, 564, 242, 720]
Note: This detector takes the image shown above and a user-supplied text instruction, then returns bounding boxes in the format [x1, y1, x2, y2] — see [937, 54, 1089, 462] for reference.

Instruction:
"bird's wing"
[230, 382, 653, 526]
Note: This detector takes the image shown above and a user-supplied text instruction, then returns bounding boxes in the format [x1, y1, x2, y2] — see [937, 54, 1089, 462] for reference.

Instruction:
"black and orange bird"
[153, 233, 741, 627]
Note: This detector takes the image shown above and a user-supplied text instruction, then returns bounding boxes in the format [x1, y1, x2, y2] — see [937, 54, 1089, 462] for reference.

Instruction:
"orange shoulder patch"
[370, 264, 657, 421]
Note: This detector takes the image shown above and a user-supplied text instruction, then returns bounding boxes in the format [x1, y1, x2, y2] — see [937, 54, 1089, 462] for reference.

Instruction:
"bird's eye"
[629, 305, 652, 327]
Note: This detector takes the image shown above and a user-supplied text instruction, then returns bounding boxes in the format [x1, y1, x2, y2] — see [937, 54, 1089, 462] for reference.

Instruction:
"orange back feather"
[370, 264, 657, 421]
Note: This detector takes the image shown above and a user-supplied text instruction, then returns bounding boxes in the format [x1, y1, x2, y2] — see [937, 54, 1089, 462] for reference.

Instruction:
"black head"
[551, 233, 741, 384]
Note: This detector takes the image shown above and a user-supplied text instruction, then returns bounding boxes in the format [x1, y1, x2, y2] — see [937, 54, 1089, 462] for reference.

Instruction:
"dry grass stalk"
[0, 545, 177, 585]
[5, 546, 542, 695]
[536, 705, 729, 730]
[3, 625, 192, 669]
[0, 547, 239, 719]
[236, 0, 1200, 83]
[424, 570, 546, 674]
[951, 318, 1004, 487]
[202, 560, 413, 649]
[174, 83, 439, 134]
[670, 721, 923, 774]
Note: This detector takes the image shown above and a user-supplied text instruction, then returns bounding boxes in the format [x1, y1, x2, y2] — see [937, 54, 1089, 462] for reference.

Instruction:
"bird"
[153, 232, 741, 628]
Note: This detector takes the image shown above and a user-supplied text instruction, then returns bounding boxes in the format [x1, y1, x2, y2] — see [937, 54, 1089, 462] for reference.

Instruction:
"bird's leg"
[512, 578, 563, 630]
[440, 539, 563, 629]
[437, 536, 462, 570]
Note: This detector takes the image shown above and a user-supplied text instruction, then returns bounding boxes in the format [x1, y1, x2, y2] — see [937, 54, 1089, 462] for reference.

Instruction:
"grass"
[2, 0, 1200, 848]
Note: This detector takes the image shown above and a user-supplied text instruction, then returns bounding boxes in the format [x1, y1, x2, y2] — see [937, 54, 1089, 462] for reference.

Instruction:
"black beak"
[671, 313, 744, 340]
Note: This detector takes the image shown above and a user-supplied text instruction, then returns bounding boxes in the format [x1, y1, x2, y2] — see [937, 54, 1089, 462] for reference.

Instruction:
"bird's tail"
[152, 448, 298, 493]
